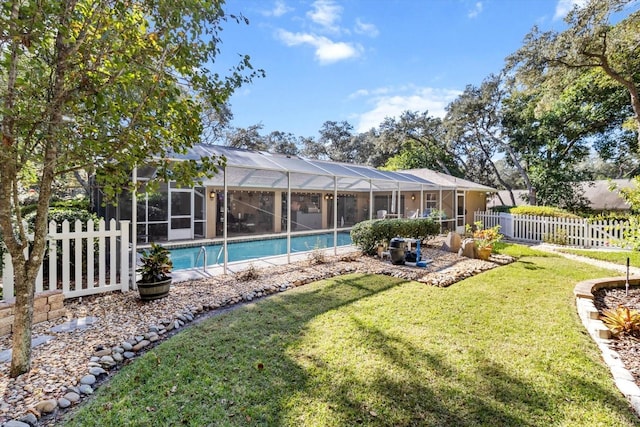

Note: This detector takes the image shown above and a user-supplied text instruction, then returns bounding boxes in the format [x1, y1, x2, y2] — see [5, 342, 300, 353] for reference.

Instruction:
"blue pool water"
[168, 232, 352, 270]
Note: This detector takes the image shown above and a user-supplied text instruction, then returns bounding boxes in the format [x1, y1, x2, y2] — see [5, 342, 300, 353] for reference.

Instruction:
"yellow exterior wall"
[465, 191, 488, 225]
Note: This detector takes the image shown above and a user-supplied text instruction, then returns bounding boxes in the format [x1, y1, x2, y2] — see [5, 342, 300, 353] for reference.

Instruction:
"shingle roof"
[402, 168, 497, 192]
[487, 179, 634, 210]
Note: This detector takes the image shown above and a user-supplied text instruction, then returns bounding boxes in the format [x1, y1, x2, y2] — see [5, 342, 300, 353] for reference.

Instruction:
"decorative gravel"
[0, 248, 505, 425]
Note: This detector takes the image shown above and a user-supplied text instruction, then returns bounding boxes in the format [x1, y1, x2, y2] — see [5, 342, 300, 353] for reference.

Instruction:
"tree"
[509, 0, 640, 145]
[265, 130, 300, 155]
[201, 102, 234, 145]
[318, 120, 358, 163]
[444, 74, 525, 205]
[226, 124, 267, 151]
[500, 73, 622, 210]
[299, 135, 327, 160]
[0, 0, 262, 377]
[375, 111, 460, 174]
[381, 140, 441, 171]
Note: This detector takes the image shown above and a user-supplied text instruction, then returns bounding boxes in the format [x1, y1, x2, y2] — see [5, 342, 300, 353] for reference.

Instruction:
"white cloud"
[353, 87, 461, 132]
[348, 87, 390, 99]
[262, 1, 293, 17]
[468, 2, 483, 19]
[307, 0, 343, 32]
[276, 29, 361, 64]
[354, 18, 379, 37]
[554, 0, 587, 20]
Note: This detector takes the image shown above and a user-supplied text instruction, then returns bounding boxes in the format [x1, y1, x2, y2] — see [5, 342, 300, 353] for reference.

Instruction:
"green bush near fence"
[509, 205, 580, 219]
[350, 218, 439, 255]
[23, 208, 103, 283]
[24, 207, 99, 230]
[20, 198, 90, 217]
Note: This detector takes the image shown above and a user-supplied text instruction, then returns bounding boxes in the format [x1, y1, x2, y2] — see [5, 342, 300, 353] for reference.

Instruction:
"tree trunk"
[500, 140, 536, 205]
[3, 0, 65, 376]
[596, 56, 640, 149]
[477, 141, 517, 206]
[73, 171, 91, 198]
[9, 255, 36, 377]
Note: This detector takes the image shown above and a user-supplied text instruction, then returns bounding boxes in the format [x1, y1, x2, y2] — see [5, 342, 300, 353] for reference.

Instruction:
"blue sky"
[215, 0, 586, 139]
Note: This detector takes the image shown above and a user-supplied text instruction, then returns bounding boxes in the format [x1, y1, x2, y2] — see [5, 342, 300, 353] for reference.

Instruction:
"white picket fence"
[2, 219, 130, 302]
[474, 211, 631, 248]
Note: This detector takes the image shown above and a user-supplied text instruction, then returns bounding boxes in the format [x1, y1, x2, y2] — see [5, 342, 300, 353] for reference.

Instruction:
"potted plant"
[137, 242, 173, 300]
[467, 222, 503, 260]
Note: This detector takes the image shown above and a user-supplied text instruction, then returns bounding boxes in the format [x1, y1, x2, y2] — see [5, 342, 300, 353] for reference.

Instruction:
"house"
[487, 179, 634, 212]
[402, 168, 497, 230]
[94, 144, 496, 243]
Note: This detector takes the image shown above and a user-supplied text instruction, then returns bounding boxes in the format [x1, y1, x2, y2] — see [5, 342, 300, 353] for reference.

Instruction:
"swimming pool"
[168, 232, 353, 270]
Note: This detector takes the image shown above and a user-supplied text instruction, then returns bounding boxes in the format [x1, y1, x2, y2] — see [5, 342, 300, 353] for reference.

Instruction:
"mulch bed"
[593, 286, 640, 383]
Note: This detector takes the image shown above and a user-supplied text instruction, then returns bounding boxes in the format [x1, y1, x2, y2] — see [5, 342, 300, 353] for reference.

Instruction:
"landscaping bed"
[0, 247, 504, 425]
[594, 287, 640, 386]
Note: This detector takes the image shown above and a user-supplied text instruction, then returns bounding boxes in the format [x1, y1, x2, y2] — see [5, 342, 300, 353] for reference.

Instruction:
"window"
[424, 193, 437, 214]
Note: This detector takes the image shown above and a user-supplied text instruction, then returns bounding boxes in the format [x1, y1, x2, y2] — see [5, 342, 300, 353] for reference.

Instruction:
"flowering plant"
[466, 221, 503, 249]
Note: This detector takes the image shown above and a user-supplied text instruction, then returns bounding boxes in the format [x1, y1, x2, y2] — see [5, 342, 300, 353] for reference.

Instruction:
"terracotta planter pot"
[477, 246, 492, 261]
[137, 277, 172, 301]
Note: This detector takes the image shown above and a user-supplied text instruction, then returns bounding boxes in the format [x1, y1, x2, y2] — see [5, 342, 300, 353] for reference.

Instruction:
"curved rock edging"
[1, 251, 506, 426]
[574, 276, 640, 416]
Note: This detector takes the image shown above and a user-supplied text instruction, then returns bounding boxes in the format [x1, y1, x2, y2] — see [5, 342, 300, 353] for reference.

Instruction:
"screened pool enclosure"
[94, 144, 453, 272]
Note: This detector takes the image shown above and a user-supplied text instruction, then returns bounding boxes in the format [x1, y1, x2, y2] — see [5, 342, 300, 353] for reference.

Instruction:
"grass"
[492, 241, 558, 258]
[63, 245, 639, 426]
[558, 248, 640, 266]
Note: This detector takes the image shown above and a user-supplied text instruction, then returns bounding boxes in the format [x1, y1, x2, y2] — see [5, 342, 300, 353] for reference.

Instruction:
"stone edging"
[574, 276, 640, 415]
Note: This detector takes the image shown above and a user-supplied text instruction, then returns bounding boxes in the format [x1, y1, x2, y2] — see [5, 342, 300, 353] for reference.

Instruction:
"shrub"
[615, 215, 640, 251]
[509, 206, 580, 219]
[490, 205, 514, 213]
[307, 248, 327, 265]
[137, 242, 172, 283]
[237, 263, 260, 281]
[588, 212, 633, 223]
[24, 207, 100, 231]
[24, 208, 102, 288]
[543, 228, 568, 245]
[20, 198, 90, 217]
[601, 305, 640, 337]
[350, 218, 439, 255]
[466, 222, 503, 249]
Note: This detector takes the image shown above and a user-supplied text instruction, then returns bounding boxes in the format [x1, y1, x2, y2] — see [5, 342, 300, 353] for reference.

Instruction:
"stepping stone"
[50, 316, 99, 333]
[0, 335, 55, 363]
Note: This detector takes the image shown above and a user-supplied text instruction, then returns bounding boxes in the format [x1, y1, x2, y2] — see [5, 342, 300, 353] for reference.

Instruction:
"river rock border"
[1, 250, 507, 426]
[573, 276, 640, 416]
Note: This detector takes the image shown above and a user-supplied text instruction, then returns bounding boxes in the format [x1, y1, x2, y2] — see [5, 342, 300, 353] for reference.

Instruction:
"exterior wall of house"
[206, 188, 217, 238]
[99, 181, 488, 242]
[465, 191, 488, 224]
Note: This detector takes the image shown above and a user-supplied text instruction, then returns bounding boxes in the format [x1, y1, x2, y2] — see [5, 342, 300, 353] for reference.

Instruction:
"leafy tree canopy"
[508, 0, 640, 144]
[0, 0, 262, 376]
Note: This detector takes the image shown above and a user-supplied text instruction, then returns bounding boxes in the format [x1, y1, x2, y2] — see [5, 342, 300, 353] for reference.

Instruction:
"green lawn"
[63, 245, 639, 426]
[558, 248, 640, 267]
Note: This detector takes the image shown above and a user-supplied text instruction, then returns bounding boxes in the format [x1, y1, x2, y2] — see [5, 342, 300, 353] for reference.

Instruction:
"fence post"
[584, 219, 590, 248]
[120, 220, 130, 292]
[499, 213, 514, 239]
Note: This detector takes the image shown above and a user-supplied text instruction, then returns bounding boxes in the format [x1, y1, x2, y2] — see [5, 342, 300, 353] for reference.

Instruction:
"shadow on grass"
[64, 273, 638, 426]
[518, 260, 546, 270]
